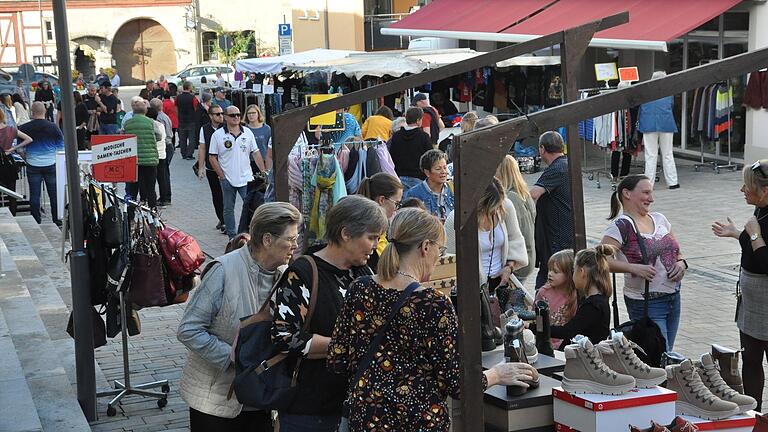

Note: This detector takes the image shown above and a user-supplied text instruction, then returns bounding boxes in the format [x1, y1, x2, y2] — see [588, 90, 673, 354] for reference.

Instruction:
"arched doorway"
[112, 19, 177, 85]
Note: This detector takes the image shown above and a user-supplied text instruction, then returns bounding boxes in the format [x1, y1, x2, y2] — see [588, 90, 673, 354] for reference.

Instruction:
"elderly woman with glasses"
[178, 202, 302, 432]
[713, 160, 768, 410]
[403, 149, 454, 221]
[355, 172, 405, 271]
[328, 208, 538, 432]
[271, 195, 388, 431]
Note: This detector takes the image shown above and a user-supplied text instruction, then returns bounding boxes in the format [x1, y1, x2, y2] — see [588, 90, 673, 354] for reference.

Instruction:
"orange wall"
[292, 0, 364, 51]
[393, 0, 417, 14]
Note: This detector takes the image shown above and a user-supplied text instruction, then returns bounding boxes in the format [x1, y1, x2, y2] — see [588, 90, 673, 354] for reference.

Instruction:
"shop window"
[44, 20, 54, 42]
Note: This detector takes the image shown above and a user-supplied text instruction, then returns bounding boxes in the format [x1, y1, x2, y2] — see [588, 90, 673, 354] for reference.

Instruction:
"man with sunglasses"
[198, 104, 225, 233]
[209, 106, 266, 238]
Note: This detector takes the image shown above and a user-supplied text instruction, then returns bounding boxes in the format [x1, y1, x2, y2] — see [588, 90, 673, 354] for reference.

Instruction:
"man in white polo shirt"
[209, 105, 266, 238]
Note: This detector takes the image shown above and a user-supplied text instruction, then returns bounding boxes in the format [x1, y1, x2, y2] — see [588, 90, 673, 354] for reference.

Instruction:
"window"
[44, 20, 54, 42]
[201, 31, 219, 62]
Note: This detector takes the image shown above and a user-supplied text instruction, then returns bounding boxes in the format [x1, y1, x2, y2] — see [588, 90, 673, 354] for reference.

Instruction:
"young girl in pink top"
[535, 249, 577, 349]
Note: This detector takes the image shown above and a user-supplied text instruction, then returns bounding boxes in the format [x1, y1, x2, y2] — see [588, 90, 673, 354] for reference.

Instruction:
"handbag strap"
[624, 215, 651, 317]
[612, 272, 620, 329]
[352, 279, 420, 385]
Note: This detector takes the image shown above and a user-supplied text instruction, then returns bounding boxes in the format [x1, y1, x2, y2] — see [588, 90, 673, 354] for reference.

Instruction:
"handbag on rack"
[84, 185, 109, 307]
[157, 224, 205, 279]
[611, 216, 667, 367]
[67, 306, 107, 348]
[101, 190, 124, 248]
[126, 211, 168, 308]
[232, 256, 318, 410]
[105, 293, 141, 337]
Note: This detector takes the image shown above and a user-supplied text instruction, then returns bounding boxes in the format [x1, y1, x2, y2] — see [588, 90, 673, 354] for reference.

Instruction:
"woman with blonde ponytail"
[549, 244, 617, 349]
[328, 208, 538, 431]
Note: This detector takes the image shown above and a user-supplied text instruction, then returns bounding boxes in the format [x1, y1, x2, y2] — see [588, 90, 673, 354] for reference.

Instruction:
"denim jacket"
[638, 96, 678, 133]
[403, 180, 455, 221]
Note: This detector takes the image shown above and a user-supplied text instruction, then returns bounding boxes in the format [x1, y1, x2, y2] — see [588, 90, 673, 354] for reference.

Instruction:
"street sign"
[278, 24, 293, 56]
[90, 135, 138, 182]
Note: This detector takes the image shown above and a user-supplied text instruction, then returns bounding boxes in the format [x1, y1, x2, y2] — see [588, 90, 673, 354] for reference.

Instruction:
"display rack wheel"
[161, 384, 170, 393]
[715, 168, 721, 174]
[596, 182, 601, 189]
[694, 166, 700, 172]
[157, 398, 168, 409]
[588, 173, 594, 181]
[611, 184, 617, 191]
[732, 166, 738, 172]
[107, 405, 117, 417]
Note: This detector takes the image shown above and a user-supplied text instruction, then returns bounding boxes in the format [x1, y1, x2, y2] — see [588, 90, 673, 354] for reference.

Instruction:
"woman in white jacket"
[445, 176, 528, 289]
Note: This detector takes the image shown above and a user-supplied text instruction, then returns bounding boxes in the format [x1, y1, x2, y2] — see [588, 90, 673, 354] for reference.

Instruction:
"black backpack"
[611, 216, 667, 367]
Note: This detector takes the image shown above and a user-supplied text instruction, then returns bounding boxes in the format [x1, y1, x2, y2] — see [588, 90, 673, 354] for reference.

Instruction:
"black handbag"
[232, 256, 318, 410]
[85, 185, 109, 306]
[101, 189, 124, 248]
[67, 306, 107, 348]
[611, 216, 667, 367]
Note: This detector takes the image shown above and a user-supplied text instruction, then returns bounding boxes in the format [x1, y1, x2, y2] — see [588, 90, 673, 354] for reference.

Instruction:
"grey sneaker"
[597, 331, 667, 388]
[665, 359, 739, 420]
[523, 329, 538, 364]
[696, 353, 757, 414]
[562, 335, 636, 395]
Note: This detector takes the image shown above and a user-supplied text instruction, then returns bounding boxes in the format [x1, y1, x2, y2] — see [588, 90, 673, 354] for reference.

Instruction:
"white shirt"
[153, 120, 166, 159]
[209, 126, 258, 187]
[479, 222, 505, 279]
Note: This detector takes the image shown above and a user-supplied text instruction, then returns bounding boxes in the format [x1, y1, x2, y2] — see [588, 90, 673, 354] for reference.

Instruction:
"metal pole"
[324, 0, 330, 49]
[51, 0, 96, 420]
[194, 0, 202, 64]
[681, 36, 689, 150]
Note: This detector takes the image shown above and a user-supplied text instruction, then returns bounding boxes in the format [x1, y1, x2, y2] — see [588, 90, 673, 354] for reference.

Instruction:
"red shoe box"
[679, 411, 757, 431]
[553, 386, 676, 432]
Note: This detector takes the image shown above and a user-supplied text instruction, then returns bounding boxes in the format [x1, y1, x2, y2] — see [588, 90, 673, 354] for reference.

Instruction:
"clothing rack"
[693, 80, 739, 174]
[89, 180, 170, 416]
[579, 87, 618, 189]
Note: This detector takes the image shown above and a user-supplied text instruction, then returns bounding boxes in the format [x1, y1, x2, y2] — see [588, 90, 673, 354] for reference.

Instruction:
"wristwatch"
[750, 232, 761, 242]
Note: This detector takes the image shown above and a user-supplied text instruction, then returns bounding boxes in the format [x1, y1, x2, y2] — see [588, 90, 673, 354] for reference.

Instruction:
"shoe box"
[482, 348, 566, 378]
[427, 253, 456, 297]
[678, 411, 757, 432]
[484, 375, 561, 432]
[552, 386, 677, 432]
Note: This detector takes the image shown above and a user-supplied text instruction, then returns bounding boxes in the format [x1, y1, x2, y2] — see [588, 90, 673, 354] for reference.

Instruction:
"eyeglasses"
[752, 161, 767, 178]
[211, 112, 223, 116]
[429, 240, 448, 256]
[385, 197, 402, 209]
[226, 113, 241, 118]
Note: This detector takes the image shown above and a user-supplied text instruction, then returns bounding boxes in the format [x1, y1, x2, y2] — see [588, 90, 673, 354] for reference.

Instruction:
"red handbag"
[157, 225, 205, 279]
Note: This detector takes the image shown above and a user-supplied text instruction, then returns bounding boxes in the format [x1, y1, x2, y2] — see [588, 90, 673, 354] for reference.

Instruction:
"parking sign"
[278, 24, 291, 37]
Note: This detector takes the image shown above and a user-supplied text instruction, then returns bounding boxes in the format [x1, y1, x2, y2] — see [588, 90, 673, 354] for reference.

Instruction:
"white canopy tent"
[288, 48, 560, 79]
[235, 48, 361, 74]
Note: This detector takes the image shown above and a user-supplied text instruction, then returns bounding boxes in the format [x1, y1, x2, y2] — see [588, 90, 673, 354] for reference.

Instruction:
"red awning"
[389, 0, 556, 33]
[385, 0, 743, 50]
[504, 0, 742, 42]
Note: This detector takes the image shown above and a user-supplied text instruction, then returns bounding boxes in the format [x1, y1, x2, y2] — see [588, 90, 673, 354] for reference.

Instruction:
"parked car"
[166, 64, 234, 88]
[0, 68, 13, 95]
[1, 64, 59, 96]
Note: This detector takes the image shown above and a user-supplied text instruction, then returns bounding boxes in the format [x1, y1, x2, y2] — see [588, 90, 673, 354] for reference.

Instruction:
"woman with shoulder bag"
[0, 107, 32, 215]
[712, 160, 768, 411]
[270, 195, 388, 431]
[177, 202, 301, 431]
[328, 208, 538, 431]
[601, 175, 686, 351]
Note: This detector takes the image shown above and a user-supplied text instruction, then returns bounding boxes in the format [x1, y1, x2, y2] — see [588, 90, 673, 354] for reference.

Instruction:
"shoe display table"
[553, 386, 676, 432]
[679, 411, 757, 431]
[482, 350, 566, 378]
[483, 375, 560, 432]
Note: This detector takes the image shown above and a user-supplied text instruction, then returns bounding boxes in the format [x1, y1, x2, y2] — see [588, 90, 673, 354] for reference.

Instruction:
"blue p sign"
[278, 24, 292, 37]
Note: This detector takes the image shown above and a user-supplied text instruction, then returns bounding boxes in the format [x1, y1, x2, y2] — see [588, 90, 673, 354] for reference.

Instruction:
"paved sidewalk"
[88, 154, 765, 431]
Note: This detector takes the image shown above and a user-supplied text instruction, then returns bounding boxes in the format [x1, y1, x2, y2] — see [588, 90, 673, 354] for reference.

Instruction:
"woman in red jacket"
[162, 84, 179, 150]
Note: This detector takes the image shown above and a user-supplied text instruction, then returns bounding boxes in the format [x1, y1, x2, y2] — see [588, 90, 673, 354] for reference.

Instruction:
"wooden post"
[560, 24, 600, 252]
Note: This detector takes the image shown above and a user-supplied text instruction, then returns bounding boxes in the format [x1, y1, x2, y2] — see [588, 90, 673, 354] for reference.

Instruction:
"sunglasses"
[752, 161, 767, 178]
[386, 197, 402, 209]
[210, 112, 223, 116]
[226, 113, 241, 118]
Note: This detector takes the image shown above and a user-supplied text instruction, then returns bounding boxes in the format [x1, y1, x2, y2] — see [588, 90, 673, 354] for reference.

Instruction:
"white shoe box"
[679, 411, 757, 431]
[552, 386, 676, 432]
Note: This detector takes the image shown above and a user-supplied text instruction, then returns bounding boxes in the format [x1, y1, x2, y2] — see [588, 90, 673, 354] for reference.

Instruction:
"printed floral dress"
[327, 276, 487, 432]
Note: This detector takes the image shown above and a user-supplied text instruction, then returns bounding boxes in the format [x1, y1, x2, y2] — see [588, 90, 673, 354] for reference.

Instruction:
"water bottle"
[535, 300, 554, 356]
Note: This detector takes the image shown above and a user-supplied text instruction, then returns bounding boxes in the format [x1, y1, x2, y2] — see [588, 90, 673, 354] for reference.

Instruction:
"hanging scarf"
[309, 155, 337, 244]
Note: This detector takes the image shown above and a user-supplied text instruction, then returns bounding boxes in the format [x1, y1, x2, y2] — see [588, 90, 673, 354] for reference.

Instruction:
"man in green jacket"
[124, 96, 159, 208]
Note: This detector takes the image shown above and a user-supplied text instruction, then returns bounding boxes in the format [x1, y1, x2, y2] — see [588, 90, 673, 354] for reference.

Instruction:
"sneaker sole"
[561, 377, 635, 395]
[675, 401, 740, 420]
[526, 352, 538, 364]
[634, 375, 667, 388]
[735, 400, 758, 414]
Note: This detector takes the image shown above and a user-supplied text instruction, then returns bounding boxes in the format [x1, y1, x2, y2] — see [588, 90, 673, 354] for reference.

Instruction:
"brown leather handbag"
[126, 214, 168, 308]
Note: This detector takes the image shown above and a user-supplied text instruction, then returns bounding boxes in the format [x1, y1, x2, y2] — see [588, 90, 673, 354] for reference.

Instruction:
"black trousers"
[126, 165, 157, 208]
[189, 407, 271, 432]
[178, 123, 197, 158]
[740, 331, 768, 411]
[157, 158, 171, 203]
[611, 151, 632, 178]
[205, 169, 224, 225]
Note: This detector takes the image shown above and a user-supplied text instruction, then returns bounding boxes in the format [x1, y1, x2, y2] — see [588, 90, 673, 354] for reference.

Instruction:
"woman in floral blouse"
[270, 195, 388, 432]
[328, 208, 538, 431]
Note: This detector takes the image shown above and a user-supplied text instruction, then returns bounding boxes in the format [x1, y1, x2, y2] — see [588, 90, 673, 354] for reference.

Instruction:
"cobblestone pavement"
[88, 149, 764, 431]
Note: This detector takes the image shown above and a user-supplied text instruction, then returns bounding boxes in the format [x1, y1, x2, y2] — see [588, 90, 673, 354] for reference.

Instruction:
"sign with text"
[307, 94, 340, 126]
[618, 66, 640, 82]
[594, 62, 619, 82]
[91, 135, 138, 182]
[278, 24, 293, 56]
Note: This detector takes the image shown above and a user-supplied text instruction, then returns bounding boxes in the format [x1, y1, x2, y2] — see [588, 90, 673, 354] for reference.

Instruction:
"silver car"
[166, 64, 233, 88]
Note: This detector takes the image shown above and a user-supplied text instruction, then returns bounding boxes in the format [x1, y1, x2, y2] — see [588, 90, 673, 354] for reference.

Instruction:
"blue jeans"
[278, 413, 340, 432]
[624, 291, 681, 351]
[399, 176, 421, 190]
[27, 164, 59, 224]
[220, 178, 247, 238]
[99, 123, 119, 135]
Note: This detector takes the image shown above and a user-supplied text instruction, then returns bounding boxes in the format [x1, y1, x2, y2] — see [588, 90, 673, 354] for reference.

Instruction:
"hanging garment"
[344, 147, 360, 182]
[346, 147, 367, 194]
[366, 144, 382, 177]
[375, 144, 396, 176]
[714, 84, 733, 136]
[309, 155, 342, 243]
[743, 70, 768, 109]
[336, 144, 350, 174]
